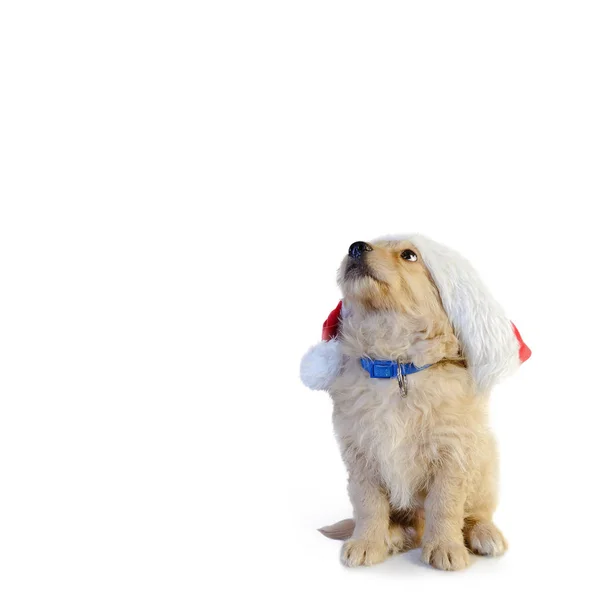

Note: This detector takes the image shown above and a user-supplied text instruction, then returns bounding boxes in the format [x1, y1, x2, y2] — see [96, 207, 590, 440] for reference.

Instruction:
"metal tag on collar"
[397, 364, 408, 397]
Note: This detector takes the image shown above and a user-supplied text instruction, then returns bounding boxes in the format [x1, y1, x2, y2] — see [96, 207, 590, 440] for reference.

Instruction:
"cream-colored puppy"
[302, 237, 528, 571]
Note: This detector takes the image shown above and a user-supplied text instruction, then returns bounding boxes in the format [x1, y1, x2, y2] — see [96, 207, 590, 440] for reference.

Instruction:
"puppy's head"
[300, 235, 526, 393]
[338, 240, 445, 321]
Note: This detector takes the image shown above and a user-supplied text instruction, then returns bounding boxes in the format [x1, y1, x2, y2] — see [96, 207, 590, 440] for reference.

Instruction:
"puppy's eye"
[400, 249, 418, 262]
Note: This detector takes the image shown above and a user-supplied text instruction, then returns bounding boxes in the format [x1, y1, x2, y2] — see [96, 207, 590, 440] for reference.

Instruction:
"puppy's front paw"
[465, 521, 507, 556]
[341, 539, 388, 567]
[421, 541, 470, 571]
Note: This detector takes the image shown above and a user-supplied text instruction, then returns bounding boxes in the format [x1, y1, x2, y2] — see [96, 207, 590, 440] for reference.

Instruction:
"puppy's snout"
[348, 241, 372, 260]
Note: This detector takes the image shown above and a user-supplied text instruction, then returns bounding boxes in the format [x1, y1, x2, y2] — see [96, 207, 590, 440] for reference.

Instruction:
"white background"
[1, 1, 599, 598]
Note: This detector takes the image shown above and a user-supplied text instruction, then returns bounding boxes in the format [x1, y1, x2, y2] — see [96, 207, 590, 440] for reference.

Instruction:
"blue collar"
[360, 357, 432, 379]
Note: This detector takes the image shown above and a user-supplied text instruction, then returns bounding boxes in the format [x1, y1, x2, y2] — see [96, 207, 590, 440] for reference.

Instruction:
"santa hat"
[300, 234, 530, 393]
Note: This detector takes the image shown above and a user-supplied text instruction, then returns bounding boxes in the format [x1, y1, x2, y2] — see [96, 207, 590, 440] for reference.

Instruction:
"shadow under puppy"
[300, 235, 530, 571]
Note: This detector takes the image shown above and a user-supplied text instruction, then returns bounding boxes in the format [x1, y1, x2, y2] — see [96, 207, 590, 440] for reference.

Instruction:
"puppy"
[302, 236, 529, 571]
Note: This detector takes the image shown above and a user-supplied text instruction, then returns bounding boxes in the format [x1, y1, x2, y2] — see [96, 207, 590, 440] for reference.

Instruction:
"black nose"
[348, 241, 373, 259]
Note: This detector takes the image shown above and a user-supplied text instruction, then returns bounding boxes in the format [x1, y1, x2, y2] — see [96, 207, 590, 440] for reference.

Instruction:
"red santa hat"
[300, 234, 530, 392]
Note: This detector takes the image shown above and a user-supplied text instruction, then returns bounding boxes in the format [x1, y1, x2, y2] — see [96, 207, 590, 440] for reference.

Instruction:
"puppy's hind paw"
[465, 521, 507, 557]
[421, 541, 470, 571]
[341, 539, 389, 567]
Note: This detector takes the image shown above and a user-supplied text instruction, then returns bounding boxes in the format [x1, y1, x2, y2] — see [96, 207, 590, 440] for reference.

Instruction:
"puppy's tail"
[318, 518, 355, 540]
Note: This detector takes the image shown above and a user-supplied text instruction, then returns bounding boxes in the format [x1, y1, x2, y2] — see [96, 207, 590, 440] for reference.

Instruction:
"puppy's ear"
[408, 235, 521, 392]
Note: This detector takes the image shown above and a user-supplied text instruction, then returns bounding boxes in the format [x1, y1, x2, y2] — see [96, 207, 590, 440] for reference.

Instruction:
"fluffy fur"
[313, 238, 510, 570]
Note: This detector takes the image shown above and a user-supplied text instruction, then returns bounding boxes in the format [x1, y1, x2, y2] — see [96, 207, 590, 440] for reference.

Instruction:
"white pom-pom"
[300, 339, 343, 391]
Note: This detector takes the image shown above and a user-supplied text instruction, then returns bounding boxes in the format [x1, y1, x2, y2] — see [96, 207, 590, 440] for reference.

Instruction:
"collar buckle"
[359, 358, 398, 379]
[360, 357, 433, 396]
